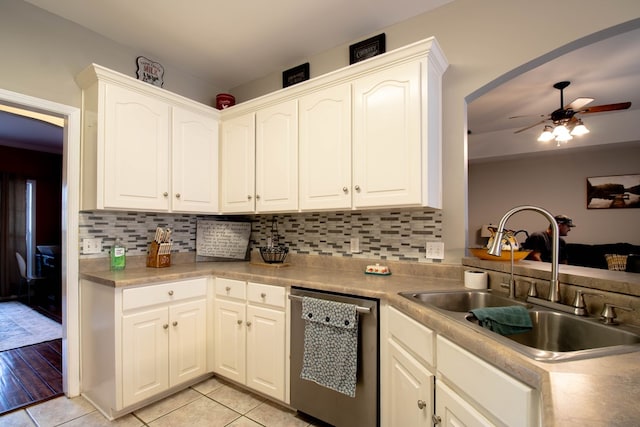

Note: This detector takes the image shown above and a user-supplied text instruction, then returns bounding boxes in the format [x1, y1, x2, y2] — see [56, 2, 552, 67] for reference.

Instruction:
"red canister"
[216, 93, 235, 110]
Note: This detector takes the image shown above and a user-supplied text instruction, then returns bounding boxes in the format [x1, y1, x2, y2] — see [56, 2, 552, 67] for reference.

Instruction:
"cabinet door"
[435, 381, 495, 427]
[386, 340, 434, 427]
[214, 298, 246, 383]
[122, 307, 169, 407]
[352, 61, 422, 208]
[220, 113, 256, 213]
[172, 106, 219, 213]
[103, 83, 170, 211]
[169, 299, 207, 386]
[299, 84, 352, 210]
[246, 305, 286, 400]
[255, 100, 298, 212]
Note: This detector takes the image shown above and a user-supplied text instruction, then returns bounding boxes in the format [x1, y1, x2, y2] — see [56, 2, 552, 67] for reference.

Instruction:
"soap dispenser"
[110, 238, 126, 270]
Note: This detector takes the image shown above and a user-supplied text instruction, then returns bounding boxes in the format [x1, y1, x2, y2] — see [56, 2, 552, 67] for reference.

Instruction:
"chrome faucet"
[488, 205, 560, 302]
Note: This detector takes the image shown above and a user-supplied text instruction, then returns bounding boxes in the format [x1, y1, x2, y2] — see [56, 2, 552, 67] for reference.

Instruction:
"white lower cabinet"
[213, 278, 287, 402]
[383, 307, 540, 427]
[384, 307, 435, 427]
[80, 277, 209, 420]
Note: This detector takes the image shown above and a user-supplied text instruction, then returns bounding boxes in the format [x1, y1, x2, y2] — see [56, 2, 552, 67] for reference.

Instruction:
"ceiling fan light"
[571, 121, 590, 136]
[552, 124, 570, 137]
[538, 125, 554, 142]
[555, 132, 573, 143]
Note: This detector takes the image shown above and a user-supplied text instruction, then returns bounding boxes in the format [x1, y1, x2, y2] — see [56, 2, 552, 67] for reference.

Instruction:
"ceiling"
[2, 1, 639, 159]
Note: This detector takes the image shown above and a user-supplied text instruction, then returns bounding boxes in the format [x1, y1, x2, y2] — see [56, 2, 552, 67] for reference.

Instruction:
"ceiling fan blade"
[508, 114, 546, 120]
[514, 119, 547, 134]
[578, 102, 632, 114]
[566, 97, 594, 110]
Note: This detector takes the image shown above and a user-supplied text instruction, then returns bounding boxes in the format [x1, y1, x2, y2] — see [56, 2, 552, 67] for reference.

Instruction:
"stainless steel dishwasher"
[289, 287, 379, 427]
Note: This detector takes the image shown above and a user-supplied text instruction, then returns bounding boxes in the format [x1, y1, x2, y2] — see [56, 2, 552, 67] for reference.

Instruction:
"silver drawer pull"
[226, 286, 231, 292]
[261, 292, 267, 299]
[175, 193, 181, 199]
[172, 321, 178, 327]
[163, 324, 169, 329]
[237, 319, 243, 325]
[168, 290, 174, 296]
[432, 414, 441, 424]
[246, 321, 252, 327]
[417, 399, 427, 410]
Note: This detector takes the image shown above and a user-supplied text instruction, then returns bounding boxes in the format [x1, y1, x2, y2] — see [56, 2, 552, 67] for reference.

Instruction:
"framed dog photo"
[349, 33, 386, 64]
[282, 63, 310, 88]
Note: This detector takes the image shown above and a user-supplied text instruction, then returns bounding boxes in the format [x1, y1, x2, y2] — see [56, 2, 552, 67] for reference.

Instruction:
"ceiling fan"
[512, 81, 632, 135]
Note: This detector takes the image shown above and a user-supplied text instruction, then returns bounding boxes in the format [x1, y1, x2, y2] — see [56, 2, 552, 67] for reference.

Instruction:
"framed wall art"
[136, 56, 164, 87]
[586, 174, 640, 209]
[282, 62, 310, 88]
[349, 33, 386, 64]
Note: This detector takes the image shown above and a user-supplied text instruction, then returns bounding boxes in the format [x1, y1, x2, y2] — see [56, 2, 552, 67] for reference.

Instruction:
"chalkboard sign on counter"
[196, 219, 251, 261]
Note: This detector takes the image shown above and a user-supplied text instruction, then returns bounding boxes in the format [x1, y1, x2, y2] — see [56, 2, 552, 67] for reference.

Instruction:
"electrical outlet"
[350, 237, 360, 253]
[426, 241, 445, 259]
[83, 238, 103, 254]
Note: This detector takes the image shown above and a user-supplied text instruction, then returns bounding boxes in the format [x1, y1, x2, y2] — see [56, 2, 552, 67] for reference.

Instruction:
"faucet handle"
[571, 290, 604, 311]
[527, 281, 538, 298]
[600, 303, 633, 325]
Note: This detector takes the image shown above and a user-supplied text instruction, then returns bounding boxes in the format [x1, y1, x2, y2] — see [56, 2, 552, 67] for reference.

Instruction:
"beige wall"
[229, 0, 640, 262]
[469, 143, 640, 247]
[0, 0, 222, 107]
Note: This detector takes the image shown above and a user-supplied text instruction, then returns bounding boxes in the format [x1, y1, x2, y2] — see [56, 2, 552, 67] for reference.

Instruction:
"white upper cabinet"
[220, 113, 256, 213]
[255, 100, 298, 212]
[299, 83, 352, 211]
[76, 64, 220, 213]
[352, 61, 422, 208]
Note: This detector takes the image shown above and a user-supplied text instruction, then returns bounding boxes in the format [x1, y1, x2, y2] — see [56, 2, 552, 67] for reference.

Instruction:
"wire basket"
[259, 246, 289, 264]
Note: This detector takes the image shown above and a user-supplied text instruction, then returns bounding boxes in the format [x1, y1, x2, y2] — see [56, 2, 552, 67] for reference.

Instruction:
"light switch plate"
[83, 238, 103, 254]
[426, 241, 445, 259]
[350, 237, 360, 253]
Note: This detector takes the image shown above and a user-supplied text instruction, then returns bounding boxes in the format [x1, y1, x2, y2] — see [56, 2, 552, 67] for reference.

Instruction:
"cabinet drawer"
[388, 307, 435, 368]
[247, 282, 285, 308]
[437, 336, 539, 427]
[122, 277, 207, 311]
[215, 277, 246, 300]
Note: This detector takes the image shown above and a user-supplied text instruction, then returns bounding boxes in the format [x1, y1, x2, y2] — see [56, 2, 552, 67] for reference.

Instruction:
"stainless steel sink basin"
[466, 309, 640, 361]
[399, 290, 528, 313]
[399, 290, 640, 362]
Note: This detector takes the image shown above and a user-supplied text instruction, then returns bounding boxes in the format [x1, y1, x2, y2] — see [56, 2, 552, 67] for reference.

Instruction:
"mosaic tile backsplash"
[79, 208, 442, 262]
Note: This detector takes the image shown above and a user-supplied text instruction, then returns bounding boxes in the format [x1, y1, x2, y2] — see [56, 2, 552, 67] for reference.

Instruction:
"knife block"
[147, 241, 171, 268]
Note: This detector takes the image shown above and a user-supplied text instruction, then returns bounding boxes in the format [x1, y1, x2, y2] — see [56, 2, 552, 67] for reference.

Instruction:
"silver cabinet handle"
[163, 324, 169, 329]
[343, 186, 348, 193]
[168, 290, 174, 296]
[256, 194, 261, 200]
[246, 321, 252, 327]
[237, 319, 243, 325]
[417, 399, 427, 410]
[432, 414, 442, 424]
[225, 286, 231, 292]
[261, 292, 267, 299]
[175, 193, 181, 199]
[172, 321, 178, 326]
[163, 192, 169, 197]
[354, 185, 361, 192]
[247, 195, 252, 200]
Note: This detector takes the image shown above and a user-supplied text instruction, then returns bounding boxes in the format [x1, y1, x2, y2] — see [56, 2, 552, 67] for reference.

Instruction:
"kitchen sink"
[466, 309, 640, 361]
[399, 290, 529, 313]
[399, 290, 640, 362]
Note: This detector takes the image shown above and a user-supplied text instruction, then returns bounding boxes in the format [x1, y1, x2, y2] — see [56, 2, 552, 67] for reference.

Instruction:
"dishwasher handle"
[288, 294, 371, 314]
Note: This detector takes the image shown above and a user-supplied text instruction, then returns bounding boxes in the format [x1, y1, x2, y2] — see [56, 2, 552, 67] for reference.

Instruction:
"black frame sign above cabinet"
[350, 33, 386, 64]
[283, 63, 310, 88]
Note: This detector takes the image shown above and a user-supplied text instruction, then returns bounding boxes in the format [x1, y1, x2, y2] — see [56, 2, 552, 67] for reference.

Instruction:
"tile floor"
[0, 376, 329, 427]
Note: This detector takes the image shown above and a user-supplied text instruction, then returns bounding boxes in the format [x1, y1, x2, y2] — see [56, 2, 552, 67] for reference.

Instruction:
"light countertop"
[80, 254, 640, 426]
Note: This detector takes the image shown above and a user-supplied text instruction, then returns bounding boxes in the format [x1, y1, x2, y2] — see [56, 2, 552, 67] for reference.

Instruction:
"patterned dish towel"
[301, 296, 359, 397]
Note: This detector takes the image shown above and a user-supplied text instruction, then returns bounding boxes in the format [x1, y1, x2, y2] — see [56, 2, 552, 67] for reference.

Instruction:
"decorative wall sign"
[587, 174, 640, 209]
[136, 56, 164, 87]
[349, 33, 386, 64]
[283, 62, 310, 88]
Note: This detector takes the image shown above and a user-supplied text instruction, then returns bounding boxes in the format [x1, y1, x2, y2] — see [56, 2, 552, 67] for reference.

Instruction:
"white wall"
[0, 0, 222, 108]
[229, 0, 640, 262]
[468, 143, 640, 246]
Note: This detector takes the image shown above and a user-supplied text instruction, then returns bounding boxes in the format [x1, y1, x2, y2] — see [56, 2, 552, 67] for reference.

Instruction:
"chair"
[15, 252, 45, 305]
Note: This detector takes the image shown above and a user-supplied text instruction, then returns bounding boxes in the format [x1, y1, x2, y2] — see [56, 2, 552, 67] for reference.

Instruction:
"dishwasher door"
[289, 287, 379, 427]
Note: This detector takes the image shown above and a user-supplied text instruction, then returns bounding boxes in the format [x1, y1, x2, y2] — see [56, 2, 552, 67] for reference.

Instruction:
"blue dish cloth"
[301, 296, 359, 397]
[470, 305, 532, 336]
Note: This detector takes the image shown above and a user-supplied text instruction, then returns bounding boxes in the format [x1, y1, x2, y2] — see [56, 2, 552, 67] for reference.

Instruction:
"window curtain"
[0, 173, 27, 299]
